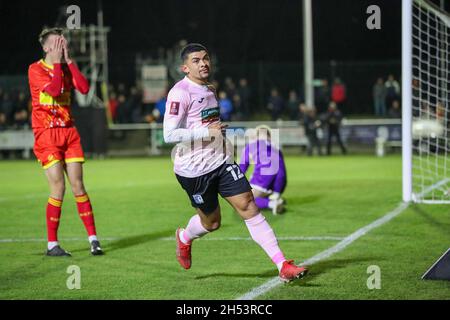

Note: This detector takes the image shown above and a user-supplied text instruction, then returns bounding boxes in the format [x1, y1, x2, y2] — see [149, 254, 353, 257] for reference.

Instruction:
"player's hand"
[48, 36, 64, 63]
[61, 36, 72, 64]
[208, 122, 228, 137]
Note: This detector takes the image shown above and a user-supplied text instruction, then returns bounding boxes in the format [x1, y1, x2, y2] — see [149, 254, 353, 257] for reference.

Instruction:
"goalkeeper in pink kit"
[163, 43, 308, 282]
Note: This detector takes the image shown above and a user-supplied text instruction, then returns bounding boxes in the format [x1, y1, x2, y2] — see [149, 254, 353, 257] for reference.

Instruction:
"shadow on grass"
[68, 230, 175, 254]
[195, 256, 381, 288]
[411, 205, 450, 235]
[287, 256, 381, 288]
[195, 269, 276, 280]
[105, 230, 175, 252]
[295, 194, 323, 206]
[0, 259, 72, 294]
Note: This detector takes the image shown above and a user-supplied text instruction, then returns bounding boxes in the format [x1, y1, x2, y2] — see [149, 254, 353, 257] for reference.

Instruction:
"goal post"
[403, 0, 450, 204]
[403, 0, 413, 203]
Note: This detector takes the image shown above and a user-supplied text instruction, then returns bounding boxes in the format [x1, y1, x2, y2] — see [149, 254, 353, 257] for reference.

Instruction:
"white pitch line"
[158, 236, 344, 241]
[0, 236, 343, 243]
[236, 201, 410, 300]
[236, 179, 448, 300]
[0, 237, 120, 243]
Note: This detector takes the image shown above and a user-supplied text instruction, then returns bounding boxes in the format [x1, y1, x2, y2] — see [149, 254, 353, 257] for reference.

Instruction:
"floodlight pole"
[303, 0, 314, 108]
[402, 0, 413, 202]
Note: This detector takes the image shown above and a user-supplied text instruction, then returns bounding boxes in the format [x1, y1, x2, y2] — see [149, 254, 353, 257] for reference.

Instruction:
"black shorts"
[176, 161, 252, 215]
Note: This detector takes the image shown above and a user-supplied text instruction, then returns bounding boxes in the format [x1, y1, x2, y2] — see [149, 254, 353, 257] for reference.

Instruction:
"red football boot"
[279, 260, 308, 282]
[176, 228, 192, 270]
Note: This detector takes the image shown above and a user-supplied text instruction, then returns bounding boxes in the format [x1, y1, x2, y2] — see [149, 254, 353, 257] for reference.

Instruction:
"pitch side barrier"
[107, 119, 402, 156]
[0, 119, 402, 158]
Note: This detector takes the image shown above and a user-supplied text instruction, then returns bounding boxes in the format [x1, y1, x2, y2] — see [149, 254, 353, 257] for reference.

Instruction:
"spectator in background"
[116, 93, 129, 123]
[129, 86, 143, 123]
[117, 82, 127, 95]
[287, 90, 300, 120]
[231, 94, 243, 121]
[420, 102, 435, 119]
[267, 88, 285, 121]
[238, 78, 251, 118]
[298, 103, 307, 123]
[436, 101, 445, 122]
[325, 101, 347, 155]
[108, 91, 119, 123]
[373, 77, 387, 116]
[224, 77, 237, 100]
[1, 92, 14, 126]
[13, 92, 29, 128]
[385, 74, 400, 110]
[0, 92, 6, 130]
[303, 107, 323, 156]
[412, 78, 420, 117]
[0, 112, 6, 130]
[108, 84, 115, 95]
[331, 78, 347, 110]
[153, 94, 167, 123]
[388, 100, 401, 118]
[0, 88, 3, 113]
[219, 91, 233, 121]
[315, 79, 330, 114]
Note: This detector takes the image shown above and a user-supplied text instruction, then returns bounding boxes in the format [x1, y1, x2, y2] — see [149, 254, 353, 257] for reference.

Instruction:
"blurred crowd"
[107, 77, 254, 124]
[0, 88, 31, 130]
[0, 73, 406, 130]
[372, 74, 402, 118]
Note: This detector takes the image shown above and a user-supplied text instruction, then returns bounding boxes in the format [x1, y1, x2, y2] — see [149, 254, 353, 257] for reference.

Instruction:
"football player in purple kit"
[239, 125, 287, 215]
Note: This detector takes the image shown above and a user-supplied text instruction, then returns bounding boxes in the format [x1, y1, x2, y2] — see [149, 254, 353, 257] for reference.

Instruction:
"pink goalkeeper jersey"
[163, 76, 232, 178]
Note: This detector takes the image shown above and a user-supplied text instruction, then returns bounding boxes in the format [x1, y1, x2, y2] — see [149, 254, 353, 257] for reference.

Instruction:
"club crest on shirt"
[169, 101, 180, 115]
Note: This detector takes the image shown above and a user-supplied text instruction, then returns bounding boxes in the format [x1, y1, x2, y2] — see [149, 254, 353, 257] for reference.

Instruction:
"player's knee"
[50, 180, 65, 198]
[238, 193, 256, 213]
[205, 220, 221, 231]
[52, 179, 65, 191]
[70, 179, 85, 195]
[201, 213, 221, 231]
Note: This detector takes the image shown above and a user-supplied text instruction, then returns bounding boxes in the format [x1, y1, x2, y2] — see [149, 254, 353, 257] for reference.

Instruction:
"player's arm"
[28, 63, 62, 98]
[29, 37, 64, 98]
[163, 89, 210, 143]
[62, 37, 89, 95]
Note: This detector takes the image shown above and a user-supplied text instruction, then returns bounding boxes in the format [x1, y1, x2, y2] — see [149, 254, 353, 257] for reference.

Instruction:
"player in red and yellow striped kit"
[28, 28, 103, 256]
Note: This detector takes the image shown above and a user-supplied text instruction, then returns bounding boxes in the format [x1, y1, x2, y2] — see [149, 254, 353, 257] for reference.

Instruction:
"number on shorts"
[227, 164, 244, 181]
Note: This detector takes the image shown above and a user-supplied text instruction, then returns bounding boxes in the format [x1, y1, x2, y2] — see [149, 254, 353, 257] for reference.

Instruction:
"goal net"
[404, 0, 450, 203]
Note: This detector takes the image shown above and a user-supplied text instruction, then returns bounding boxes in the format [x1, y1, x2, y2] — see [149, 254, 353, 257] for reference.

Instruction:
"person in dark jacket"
[325, 102, 347, 155]
[303, 107, 323, 156]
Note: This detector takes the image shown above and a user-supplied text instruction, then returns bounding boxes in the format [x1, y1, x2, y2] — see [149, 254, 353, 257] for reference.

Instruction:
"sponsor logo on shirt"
[201, 107, 220, 123]
[170, 101, 180, 115]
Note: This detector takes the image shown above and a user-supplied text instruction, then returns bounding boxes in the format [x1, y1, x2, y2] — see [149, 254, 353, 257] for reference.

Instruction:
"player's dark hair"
[180, 43, 208, 61]
[39, 27, 64, 46]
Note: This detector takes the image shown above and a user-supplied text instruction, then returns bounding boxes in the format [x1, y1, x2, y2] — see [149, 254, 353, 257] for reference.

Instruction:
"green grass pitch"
[0, 155, 449, 299]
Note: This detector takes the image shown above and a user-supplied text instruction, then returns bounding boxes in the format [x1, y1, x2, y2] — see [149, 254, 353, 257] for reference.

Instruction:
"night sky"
[1, 0, 448, 112]
[0, 0, 416, 74]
